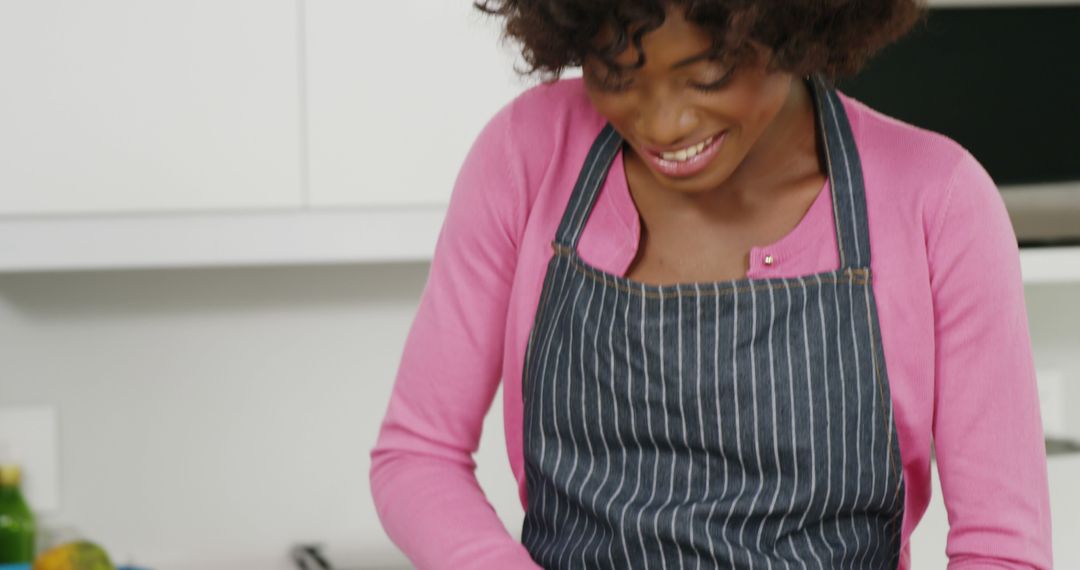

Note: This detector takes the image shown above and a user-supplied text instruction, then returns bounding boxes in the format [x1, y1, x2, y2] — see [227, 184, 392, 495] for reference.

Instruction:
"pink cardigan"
[369, 77, 1052, 569]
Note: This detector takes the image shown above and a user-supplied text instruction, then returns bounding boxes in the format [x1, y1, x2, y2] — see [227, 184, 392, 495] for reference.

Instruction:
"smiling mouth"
[649, 134, 721, 162]
[639, 130, 728, 178]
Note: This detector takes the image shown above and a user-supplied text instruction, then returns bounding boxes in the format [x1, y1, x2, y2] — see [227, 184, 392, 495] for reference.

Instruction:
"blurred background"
[0, 0, 1077, 568]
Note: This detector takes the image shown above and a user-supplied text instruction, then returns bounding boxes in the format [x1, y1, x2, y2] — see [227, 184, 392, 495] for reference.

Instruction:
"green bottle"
[0, 464, 36, 563]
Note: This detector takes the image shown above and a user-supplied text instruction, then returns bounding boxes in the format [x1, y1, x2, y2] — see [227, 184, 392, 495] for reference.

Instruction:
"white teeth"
[660, 135, 714, 162]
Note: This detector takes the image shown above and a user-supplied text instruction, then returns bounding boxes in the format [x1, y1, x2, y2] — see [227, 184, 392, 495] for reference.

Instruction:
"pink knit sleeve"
[926, 150, 1053, 568]
[368, 100, 541, 569]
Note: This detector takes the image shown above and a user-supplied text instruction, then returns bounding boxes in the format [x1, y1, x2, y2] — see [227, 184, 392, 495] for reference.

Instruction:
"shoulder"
[467, 75, 608, 211]
[837, 90, 977, 184]
[491, 76, 608, 181]
[836, 90, 1000, 243]
[451, 76, 605, 244]
[481, 75, 602, 153]
[502, 76, 598, 129]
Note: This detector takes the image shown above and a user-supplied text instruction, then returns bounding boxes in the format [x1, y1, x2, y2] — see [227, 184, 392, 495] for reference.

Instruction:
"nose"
[634, 91, 700, 149]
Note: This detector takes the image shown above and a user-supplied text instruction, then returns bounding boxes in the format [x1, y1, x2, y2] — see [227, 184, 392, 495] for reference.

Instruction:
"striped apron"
[520, 74, 905, 569]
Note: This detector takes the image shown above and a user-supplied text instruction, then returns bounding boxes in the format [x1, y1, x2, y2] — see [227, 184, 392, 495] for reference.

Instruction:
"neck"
[719, 75, 820, 206]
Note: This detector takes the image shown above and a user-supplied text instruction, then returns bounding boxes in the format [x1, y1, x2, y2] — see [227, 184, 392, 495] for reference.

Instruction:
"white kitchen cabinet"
[0, 0, 302, 215]
[0, 0, 1076, 275]
[304, 0, 529, 207]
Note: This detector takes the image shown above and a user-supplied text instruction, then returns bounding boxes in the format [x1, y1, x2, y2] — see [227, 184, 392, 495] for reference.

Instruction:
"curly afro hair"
[473, 0, 926, 83]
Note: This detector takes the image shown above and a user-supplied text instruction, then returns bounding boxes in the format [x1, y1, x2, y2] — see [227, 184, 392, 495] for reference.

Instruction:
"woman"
[370, 1, 1053, 568]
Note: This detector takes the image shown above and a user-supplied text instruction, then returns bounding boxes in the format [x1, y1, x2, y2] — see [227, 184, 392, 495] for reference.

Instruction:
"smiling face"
[582, 4, 804, 197]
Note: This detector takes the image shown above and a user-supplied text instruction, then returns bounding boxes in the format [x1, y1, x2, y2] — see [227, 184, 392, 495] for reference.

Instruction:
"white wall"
[1, 265, 1078, 569]
[0, 262, 450, 569]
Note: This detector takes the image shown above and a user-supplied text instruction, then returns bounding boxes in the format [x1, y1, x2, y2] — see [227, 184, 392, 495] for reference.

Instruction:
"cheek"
[586, 94, 640, 130]
[718, 71, 789, 128]
[722, 87, 788, 138]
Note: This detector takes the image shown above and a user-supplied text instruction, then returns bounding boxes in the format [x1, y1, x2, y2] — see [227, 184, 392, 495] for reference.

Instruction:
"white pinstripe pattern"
[869, 279, 906, 569]
[610, 281, 643, 567]
[537, 275, 587, 561]
[650, 292, 672, 570]
[565, 127, 620, 248]
[811, 274, 838, 563]
[862, 286, 884, 569]
[789, 279, 825, 569]
[524, 254, 573, 552]
[827, 79, 873, 564]
[531, 121, 619, 560]
[666, 291, 690, 570]
[578, 279, 610, 567]
[540, 339, 566, 560]
[520, 75, 904, 569]
[634, 283, 654, 569]
[548, 275, 591, 564]
[533, 122, 613, 561]
[813, 79, 850, 271]
[847, 276, 872, 568]
[824, 90, 863, 268]
[739, 282, 769, 570]
[830, 271, 853, 565]
[861, 276, 885, 570]
[524, 273, 905, 567]
[605, 281, 635, 566]
[689, 284, 707, 570]
[705, 281, 733, 567]
[775, 283, 805, 570]
[759, 283, 788, 570]
[722, 283, 746, 567]
[556, 276, 599, 567]
[526, 119, 619, 557]
[595, 278, 625, 567]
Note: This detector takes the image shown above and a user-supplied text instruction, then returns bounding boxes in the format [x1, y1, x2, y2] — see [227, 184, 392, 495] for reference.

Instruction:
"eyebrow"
[671, 50, 716, 69]
[606, 48, 718, 72]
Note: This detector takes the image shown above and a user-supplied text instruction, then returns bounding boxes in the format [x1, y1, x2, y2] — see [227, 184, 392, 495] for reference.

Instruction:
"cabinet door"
[306, 0, 529, 207]
[0, 1, 302, 215]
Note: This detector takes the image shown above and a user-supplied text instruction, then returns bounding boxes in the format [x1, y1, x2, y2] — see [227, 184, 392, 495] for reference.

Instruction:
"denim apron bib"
[520, 75, 905, 569]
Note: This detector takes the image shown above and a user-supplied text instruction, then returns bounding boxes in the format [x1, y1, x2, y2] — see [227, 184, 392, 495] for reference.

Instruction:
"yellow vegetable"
[32, 541, 115, 570]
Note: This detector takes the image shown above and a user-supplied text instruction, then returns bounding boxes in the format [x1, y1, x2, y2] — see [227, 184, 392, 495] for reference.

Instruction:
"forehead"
[592, 5, 715, 67]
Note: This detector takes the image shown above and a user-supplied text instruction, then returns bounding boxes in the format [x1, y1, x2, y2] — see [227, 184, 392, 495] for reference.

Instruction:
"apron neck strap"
[553, 122, 622, 251]
[554, 73, 871, 271]
[810, 74, 872, 270]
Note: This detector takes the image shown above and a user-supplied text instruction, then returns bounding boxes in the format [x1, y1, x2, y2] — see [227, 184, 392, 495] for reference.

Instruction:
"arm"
[369, 100, 541, 569]
[927, 150, 1053, 569]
